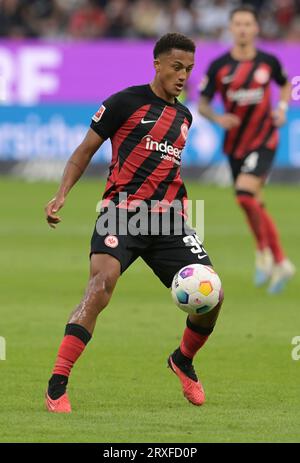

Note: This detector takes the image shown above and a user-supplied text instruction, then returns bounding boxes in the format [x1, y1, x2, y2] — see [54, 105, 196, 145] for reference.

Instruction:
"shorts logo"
[104, 235, 119, 248]
[92, 105, 106, 122]
[254, 68, 270, 85]
[181, 123, 189, 141]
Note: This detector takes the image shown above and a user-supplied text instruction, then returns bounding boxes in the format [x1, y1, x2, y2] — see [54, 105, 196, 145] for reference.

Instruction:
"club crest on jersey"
[254, 68, 270, 85]
[104, 235, 119, 248]
[92, 105, 106, 122]
[181, 123, 188, 141]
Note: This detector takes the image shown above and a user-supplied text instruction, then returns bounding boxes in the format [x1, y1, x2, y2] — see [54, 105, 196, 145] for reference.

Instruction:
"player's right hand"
[45, 195, 65, 229]
[215, 113, 241, 130]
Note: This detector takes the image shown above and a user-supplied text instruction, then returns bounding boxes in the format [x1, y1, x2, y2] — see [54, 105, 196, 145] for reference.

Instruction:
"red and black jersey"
[90, 84, 192, 209]
[200, 50, 288, 158]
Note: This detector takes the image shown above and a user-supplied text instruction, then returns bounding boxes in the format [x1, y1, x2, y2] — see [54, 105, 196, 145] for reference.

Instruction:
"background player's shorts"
[90, 210, 212, 288]
[228, 147, 276, 182]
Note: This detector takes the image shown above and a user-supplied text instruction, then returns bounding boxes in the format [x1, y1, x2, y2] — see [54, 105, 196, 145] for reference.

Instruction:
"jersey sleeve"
[270, 56, 288, 86]
[185, 107, 193, 126]
[199, 61, 219, 100]
[90, 92, 125, 140]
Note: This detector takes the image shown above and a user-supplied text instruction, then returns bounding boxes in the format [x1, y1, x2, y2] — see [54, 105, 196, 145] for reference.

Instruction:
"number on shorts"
[241, 151, 259, 173]
[183, 234, 207, 259]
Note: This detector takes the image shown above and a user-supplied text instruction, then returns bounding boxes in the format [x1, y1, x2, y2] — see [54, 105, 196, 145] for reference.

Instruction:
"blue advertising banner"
[0, 103, 299, 167]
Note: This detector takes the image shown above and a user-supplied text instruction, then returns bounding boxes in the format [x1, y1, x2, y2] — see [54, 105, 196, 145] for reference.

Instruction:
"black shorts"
[228, 147, 276, 182]
[90, 209, 212, 288]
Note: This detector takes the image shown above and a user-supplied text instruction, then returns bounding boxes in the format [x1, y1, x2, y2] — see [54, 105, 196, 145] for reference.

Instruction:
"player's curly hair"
[153, 33, 196, 59]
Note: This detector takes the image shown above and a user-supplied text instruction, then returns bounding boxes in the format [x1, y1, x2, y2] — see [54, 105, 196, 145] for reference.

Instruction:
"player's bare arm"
[272, 80, 291, 127]
[45, 129, 104, 228]
[198, 95, 241, 130]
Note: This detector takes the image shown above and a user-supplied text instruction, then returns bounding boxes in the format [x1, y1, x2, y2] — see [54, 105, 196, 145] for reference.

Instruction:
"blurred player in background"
[199, 4, 295, 293]
[44, 33, 224, 413]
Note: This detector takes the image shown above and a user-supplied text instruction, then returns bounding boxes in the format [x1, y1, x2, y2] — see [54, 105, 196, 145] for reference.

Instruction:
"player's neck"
[150, 81, 175, 104]
[231, 44, 257, 61]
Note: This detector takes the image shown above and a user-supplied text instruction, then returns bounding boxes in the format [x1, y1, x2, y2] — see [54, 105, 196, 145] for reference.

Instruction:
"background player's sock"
[259, 203, 285, 263]
[179, 318, 214, 360]
[47, 323, 91, 400]
[236, 190, 268, 251]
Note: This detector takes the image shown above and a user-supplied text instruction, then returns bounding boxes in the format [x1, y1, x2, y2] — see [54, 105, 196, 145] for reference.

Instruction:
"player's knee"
[235, 190, 255, 209]
[210, 275, 224, 316]
[209, 275, 224, 313]
[89, 271, 116, 312]
[216, 286, 224, 309]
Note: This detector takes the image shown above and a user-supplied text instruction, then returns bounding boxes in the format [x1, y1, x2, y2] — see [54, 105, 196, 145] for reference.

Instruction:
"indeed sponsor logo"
[227, 88, 264, 106]
[144, 135, 182, 165]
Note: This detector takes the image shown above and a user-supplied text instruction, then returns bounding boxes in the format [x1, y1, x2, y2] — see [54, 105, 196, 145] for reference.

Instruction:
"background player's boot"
[168, 348, 205, 406]
[45, 391, 72, 413]
[268, 259, 296, 294]
[255, 248, 273, 286]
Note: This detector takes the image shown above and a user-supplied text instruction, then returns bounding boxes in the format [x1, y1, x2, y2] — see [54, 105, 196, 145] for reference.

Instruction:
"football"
[171, 264, 222, 315]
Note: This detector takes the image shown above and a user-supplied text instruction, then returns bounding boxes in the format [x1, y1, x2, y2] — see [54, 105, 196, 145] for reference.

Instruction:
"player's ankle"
[48, 374, 68, 400]
[172, 347, 193, 365]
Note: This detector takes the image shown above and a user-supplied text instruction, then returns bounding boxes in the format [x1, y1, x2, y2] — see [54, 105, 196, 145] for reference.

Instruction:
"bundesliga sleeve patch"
[181, 123, 188, 141]
[92, 104, 106, 122]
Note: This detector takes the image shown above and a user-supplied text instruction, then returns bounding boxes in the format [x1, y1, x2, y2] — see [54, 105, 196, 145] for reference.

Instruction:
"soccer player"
[44, 33, 224, 413]
[199, 5, 295, 293]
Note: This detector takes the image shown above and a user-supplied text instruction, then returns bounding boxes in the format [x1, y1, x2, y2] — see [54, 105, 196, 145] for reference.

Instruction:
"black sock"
[48, 374, 69, 400]
[172, 347, 192, 365]
[170, 348, 198, 382]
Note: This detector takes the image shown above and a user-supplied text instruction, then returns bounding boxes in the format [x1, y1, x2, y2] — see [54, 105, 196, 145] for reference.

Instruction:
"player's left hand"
[271, 108, 287, 127]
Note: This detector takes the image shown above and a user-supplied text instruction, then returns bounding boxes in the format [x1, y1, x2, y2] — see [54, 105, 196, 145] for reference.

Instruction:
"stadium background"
[1, 0, 300, 181]
[0, 0, 299, 443]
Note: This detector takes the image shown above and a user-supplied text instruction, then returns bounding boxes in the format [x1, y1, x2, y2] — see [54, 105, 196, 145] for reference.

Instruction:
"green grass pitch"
[0, 177, 299, 443]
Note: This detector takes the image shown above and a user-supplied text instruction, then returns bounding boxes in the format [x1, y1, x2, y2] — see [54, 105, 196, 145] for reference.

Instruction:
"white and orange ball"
[171, 264, 222, 315]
